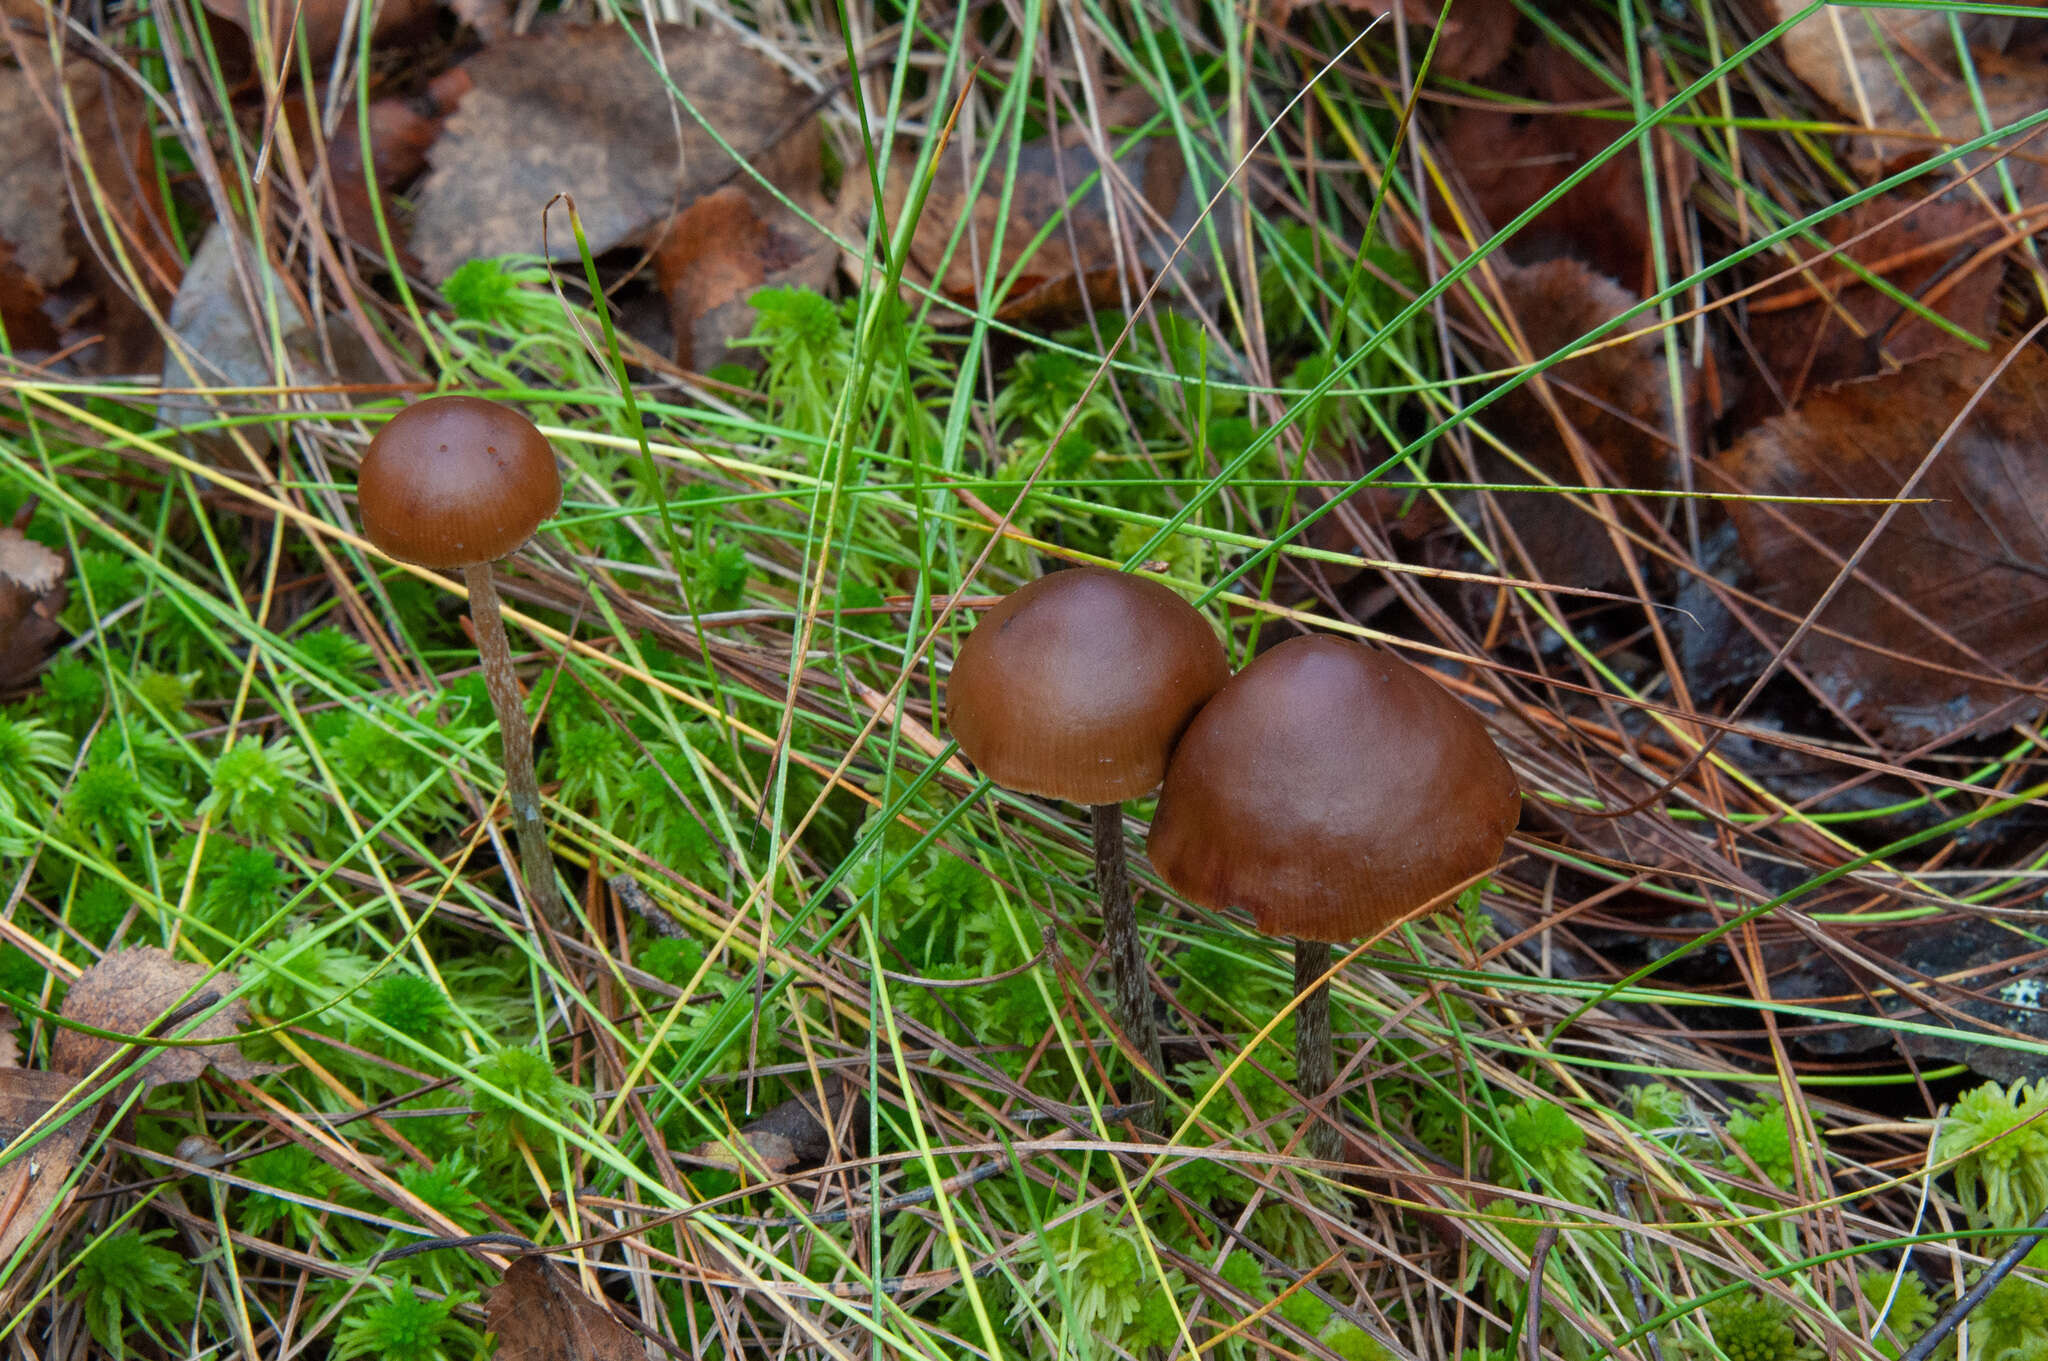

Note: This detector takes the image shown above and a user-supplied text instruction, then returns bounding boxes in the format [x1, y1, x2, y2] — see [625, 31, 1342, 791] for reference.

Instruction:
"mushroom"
[946, 566, 1229, 1095]
[1147, 634, 1518, 1160]
[357, 394, 569, 928]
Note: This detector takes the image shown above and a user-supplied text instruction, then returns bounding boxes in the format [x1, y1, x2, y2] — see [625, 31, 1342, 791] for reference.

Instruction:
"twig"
[1608, 1176, 1667, 1361]
[1900, 1208, 2048, 1361]
[1526, 1225, 1559, 1361]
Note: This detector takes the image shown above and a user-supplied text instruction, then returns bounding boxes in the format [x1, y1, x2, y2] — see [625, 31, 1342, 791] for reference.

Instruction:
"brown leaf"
[884, 121, 1196, 325]
[652, 183, 838, 371]
[0, 33, 181, 371]
[281, 95, 445, 261]
[688, 1074, 864, 1176]
[1769, 4, 2048, 195]
[1462, 258, 1685, 590]
[410, 23, 815, 282]
[0, 1069, 100, 1264]
[0, 46, 148, 291]
[51, 946, 279, 1091]
[0, 242, 54, 351]
[199, 0, 434, 68]
[0, 527, 66, 691]
[445, 0, 511, 42]
[1715, 346, 2048, 746]
[1742, 192, 2009, 415]
[486, 1255, 644, 1361]
[156, 224, 381, 437]
[1275, 0, 1515, 81]
[1434, 51, 1695, 294]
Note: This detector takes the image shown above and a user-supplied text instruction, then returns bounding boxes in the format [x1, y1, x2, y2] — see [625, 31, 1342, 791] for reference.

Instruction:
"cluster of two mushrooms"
[947, 568, 1518, 1157]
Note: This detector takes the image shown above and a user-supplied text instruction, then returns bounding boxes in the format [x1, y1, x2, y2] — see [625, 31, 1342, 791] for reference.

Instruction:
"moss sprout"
[67, 1229, 205, 1361]
[1937, 1080, 2048, 1231]
[1687, 1293, 1820, 1361]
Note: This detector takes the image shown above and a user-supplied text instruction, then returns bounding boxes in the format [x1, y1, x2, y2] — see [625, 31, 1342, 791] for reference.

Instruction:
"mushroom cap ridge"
[944, 567, 1230, 805]
[1147, 633, 1518, 942]
[358, 395, 562, 570]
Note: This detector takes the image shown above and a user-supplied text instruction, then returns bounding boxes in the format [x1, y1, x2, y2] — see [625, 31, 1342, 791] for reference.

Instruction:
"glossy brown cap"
[357, 395, 561, 569]
[1147, 634, 1518, 942]
[945, 567, 1230, 804]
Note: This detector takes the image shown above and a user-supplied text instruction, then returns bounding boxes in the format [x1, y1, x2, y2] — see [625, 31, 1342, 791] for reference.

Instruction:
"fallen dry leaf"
[156, 224, 380, 436]
[486, 1255, 643, 1361]
[1434, 51, 1694, 295]
[1275, 0, 1515, 81]
[0, 33, 180, 371]
[886, 121, 1197, 325]
[50, 946, 278, 1091]
[0, 242, 54, 351]
[410, 23, 815, 282]
[1462, 257, 1686, 590]
[200, 0, 434, 69]
[0, 44, 154, 292]
[1742, 191, 2009, 415]
[1716, 346, 2048, 746]
[0, 527, 66, 691]
[281, 93, 447, 262]
[688, 1074, 864, 1176]
[1769, 4, 2048, 195]
[652, 181, 838, 371]
[0, 1070, 100, 1264]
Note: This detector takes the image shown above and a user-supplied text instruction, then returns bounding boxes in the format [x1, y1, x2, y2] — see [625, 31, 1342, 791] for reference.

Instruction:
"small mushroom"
[1147, 633, 1518, 1160]
[946, 567, 1229, 1100]
[357, 394, 569, 928]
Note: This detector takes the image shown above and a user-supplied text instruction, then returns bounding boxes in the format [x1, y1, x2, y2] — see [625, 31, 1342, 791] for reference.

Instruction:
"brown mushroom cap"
[1147, 634, 1518, 942]
[357, 396, 562, 570]
[945, 567, 1230, 804]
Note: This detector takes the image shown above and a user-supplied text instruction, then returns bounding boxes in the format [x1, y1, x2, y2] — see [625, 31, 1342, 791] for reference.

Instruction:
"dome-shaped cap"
[357, 395, 561, 569]
[1147, 634, 1518, 942]
[945, 567, 1230, 804]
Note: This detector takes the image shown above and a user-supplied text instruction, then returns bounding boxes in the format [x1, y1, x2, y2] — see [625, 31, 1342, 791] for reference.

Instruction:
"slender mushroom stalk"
[357, 394, 570, 929]
[946, 568, 1228, 1122]
[1092, 801, 1160, 1080]
[462, 563, 568, 928]
[1292, 939, 1336, 1161]
[1148, 635, 1519, 1162]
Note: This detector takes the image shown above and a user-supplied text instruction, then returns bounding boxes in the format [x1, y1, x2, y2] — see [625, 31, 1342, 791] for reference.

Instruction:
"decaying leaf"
[1462, 257, 1684, 590]
[884, 118, 1198, 325]
[0, 44, 151, 292]
[410, 23, 815, 282]
[0, 33, 180, 371]
[156, 224, 380, 436]
[688, 1074, 864, 1176]
[1743, 192, 2009, 413]
[0, 242, 54, 351]
[1716, 347, 2048, 746]
[1435, 52, 1694, 295]
[281, 92, 449, 262]
[1275, 0, 1516, 81]
[199, 0, 434, 68]
[0, 1070, 100, 1264]
[1769, 4, 2048, 194]
[1770, 913, 2048, 1082]
[50, 946, 278, 1091]
[0, 526, 66, 691]
[652, 181, 838, 372]
[486, 1255, 643, 1361]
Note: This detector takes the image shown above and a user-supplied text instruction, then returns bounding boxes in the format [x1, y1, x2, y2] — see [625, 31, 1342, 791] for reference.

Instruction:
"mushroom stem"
[465, 564, 569, 929]
[1092, 802, 1164, 1109]
[1293, 939, 1339, 1162]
